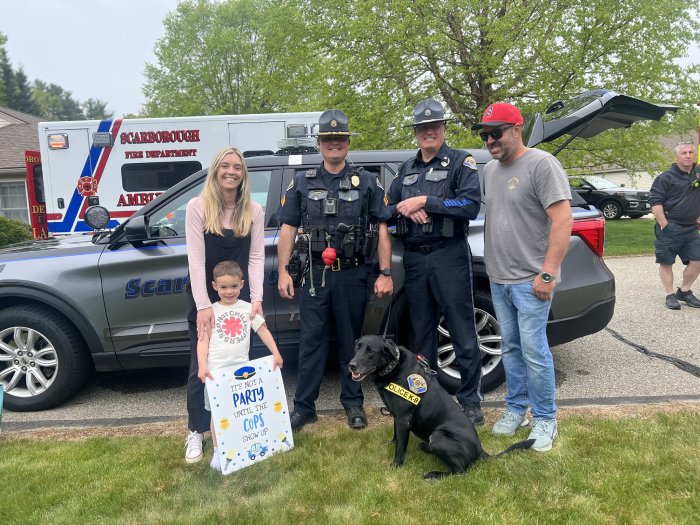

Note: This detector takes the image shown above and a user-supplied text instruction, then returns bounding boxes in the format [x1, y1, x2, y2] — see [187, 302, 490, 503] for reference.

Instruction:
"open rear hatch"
[525, 89, 678, 151]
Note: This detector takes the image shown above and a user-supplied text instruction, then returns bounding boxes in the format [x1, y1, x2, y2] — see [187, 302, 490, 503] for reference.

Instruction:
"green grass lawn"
[2, 409, 699, 525]
[603, 218, 657, 257]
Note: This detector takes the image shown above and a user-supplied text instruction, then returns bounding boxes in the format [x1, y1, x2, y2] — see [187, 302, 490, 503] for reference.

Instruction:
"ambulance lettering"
[117, 193, 164, 207]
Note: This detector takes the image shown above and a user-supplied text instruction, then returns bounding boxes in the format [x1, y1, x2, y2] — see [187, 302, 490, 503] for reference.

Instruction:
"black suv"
[570, 175, 651, 219]
[0, 89, 676, 411]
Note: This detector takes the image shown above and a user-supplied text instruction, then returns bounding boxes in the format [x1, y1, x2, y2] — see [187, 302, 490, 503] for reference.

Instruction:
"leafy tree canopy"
[143, 0, 325, 116]
[303, 0, 699, 171]
[142, 0, 699, 173]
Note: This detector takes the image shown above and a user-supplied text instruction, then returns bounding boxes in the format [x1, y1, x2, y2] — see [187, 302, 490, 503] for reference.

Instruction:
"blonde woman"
[183, 147, 264, 463]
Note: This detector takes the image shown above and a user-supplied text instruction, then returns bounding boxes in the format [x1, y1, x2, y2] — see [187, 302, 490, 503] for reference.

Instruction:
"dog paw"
[423, 470, 449, 480]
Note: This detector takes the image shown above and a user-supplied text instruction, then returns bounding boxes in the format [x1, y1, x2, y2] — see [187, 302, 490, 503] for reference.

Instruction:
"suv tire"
[434, 290, 505, 394]
[600, 200, 623, 220]
[0, 305, 91, 411]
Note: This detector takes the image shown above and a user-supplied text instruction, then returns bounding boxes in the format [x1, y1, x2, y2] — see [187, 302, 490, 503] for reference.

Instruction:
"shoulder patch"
[463, 155, 477, 170]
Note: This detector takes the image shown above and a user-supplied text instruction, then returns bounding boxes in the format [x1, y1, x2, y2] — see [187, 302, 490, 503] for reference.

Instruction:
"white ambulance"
[24, 111, 322, 237]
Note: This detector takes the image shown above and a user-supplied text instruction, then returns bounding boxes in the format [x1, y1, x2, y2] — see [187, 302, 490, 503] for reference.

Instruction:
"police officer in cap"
[387, 99, 484, 424]
[278, 109, 393, 431]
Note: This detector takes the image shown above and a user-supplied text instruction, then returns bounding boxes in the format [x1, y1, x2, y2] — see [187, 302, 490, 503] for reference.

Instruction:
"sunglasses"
[479, 124, 515, 142]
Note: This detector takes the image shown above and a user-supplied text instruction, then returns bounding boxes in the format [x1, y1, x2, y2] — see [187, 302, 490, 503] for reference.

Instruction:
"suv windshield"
[584, 176, 619, 190]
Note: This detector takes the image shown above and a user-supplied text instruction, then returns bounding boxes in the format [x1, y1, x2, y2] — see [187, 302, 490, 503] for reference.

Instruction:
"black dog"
[349, 335, 534, 479]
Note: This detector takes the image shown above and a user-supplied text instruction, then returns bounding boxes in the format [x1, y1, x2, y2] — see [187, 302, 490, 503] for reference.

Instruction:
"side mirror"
[125, 215, 149, 242]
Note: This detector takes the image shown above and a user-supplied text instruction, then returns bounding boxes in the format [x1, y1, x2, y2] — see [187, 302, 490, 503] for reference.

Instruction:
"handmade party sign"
[206, 355, 293, 474]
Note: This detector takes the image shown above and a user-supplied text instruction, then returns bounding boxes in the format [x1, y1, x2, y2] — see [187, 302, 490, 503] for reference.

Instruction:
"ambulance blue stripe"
[48, 119, 113, 234]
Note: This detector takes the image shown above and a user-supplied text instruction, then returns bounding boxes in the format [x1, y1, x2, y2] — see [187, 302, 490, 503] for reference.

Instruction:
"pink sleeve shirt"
[186, 196, 265, 311]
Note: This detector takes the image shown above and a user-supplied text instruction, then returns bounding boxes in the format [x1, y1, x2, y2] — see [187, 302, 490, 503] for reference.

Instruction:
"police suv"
[0, 90, 676, 411]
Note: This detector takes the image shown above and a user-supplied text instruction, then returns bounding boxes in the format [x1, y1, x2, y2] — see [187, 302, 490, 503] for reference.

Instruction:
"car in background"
[569, 175, 651, 219]
[0, 89, 676, 411]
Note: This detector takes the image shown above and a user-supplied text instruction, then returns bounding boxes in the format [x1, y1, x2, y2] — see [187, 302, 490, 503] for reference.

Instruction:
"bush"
[0, 216, 32, 247]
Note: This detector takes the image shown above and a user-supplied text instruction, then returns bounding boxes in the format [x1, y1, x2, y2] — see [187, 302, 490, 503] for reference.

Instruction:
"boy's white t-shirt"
[207, 300, 265, 370]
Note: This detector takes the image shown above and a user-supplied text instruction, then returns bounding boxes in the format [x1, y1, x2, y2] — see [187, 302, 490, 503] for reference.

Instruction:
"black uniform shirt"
[387, 143, 481, 241]
[278, 161, 390, 250]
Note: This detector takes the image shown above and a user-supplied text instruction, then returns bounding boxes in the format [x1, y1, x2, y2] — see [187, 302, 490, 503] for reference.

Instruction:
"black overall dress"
[186, 229, 251, 433]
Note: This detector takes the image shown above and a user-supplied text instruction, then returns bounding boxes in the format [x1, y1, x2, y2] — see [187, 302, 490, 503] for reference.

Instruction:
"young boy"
[197, 260, 283, 471]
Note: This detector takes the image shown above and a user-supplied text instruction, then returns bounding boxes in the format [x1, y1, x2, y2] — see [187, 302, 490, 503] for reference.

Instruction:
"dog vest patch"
[407, 374, 427, 394]
[385, 382, 421, 405]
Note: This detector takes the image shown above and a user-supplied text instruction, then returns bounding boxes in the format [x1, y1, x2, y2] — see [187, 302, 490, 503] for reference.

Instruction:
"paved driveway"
[3, 256, 699, 432]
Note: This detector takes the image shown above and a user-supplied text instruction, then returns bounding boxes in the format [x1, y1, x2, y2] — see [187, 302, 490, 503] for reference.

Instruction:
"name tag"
[385, 382, 421, 405]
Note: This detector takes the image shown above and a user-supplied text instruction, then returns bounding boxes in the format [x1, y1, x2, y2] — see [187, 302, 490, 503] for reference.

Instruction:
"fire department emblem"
[330, 119, 338, 128]
[77, 177, 98, 197]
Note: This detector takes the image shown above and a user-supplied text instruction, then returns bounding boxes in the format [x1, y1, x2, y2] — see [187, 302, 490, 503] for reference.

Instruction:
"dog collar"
[378, 343, 401, 376]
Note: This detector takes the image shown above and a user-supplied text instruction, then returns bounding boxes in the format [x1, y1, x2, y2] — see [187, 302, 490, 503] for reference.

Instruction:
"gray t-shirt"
[483, 148, 571, 284]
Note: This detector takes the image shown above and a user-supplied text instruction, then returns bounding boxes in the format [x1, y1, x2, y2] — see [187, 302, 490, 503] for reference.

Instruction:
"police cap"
[405, 98, 453, 127]
[314, 109, 357, 136]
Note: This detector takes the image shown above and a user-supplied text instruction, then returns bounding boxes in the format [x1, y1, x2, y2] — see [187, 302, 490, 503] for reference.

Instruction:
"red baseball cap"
[471, 102, 524, 130]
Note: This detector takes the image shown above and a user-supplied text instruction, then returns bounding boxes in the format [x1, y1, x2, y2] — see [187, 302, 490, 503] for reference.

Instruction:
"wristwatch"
[539, 271, 555, 283]
[380, 268, 392, 276]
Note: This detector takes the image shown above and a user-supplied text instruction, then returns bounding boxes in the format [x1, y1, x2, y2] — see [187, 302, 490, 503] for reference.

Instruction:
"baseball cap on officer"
[405, 98, 453, 127]
[471, 102, 524, 130]
[314, 109, 357, 136]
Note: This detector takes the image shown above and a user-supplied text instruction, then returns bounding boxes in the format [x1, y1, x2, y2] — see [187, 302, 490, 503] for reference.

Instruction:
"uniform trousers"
[402, 238, 483, 405]
[294, 264, 367, 415]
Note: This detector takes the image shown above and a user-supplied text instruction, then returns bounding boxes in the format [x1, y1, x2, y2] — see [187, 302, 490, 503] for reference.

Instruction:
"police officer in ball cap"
[387, 98, 484, 425]
[277, 109, 393, 431]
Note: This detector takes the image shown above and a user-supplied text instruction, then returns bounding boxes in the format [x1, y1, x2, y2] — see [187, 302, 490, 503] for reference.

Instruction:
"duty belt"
[310, 256, 362, 271]
[404, 237, 460, 254]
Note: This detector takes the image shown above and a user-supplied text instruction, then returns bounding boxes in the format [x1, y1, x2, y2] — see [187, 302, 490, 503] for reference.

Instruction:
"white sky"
[1, 1, 698, 118]
[0, 0, 178, 117]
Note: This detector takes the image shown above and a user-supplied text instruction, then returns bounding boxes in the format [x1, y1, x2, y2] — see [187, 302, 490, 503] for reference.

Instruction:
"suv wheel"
[600, 200, 623, 220]
[435, 291, 504, 393]
[0, 305, 91, 411]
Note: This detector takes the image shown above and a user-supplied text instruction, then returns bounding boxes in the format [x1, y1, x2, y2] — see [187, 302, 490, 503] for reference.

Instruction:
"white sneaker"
[492, 410, 529, 436]
[184, 431, 204, 463]
[210, 447, 221, 471]
[528, 418, 558, 452]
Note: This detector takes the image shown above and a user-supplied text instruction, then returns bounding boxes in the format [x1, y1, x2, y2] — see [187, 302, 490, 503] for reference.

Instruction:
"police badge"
[440, 156, 450, 168]
[407, 374, 427, 394]
[351, 175, 360, 188]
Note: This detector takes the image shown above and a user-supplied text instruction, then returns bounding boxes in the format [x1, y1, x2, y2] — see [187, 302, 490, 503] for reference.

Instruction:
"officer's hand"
[374, 275, 393, 298]
[396, 196, 427, 217]
[408, 210, 429, 224]
[278, 272, 295, 300]
[196, 307, 214, 341]
[251, 301, 264, 319]
[532, 275, 556, 302]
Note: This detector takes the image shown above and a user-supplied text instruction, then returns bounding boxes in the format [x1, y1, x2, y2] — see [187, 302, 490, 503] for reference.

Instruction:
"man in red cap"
[472, 102, 573, 451]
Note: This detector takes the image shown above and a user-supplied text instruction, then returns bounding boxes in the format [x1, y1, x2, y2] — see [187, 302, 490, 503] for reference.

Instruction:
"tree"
[301, 0, 700, 171]
[13, 67, 40, 115]
[82, 98, 113, 120]
[143, 0, 325, 117]
[32, 80, 84, 120]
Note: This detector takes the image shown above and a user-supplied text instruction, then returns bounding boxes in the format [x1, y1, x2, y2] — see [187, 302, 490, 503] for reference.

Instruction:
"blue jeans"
[490, 281, 556, 419]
